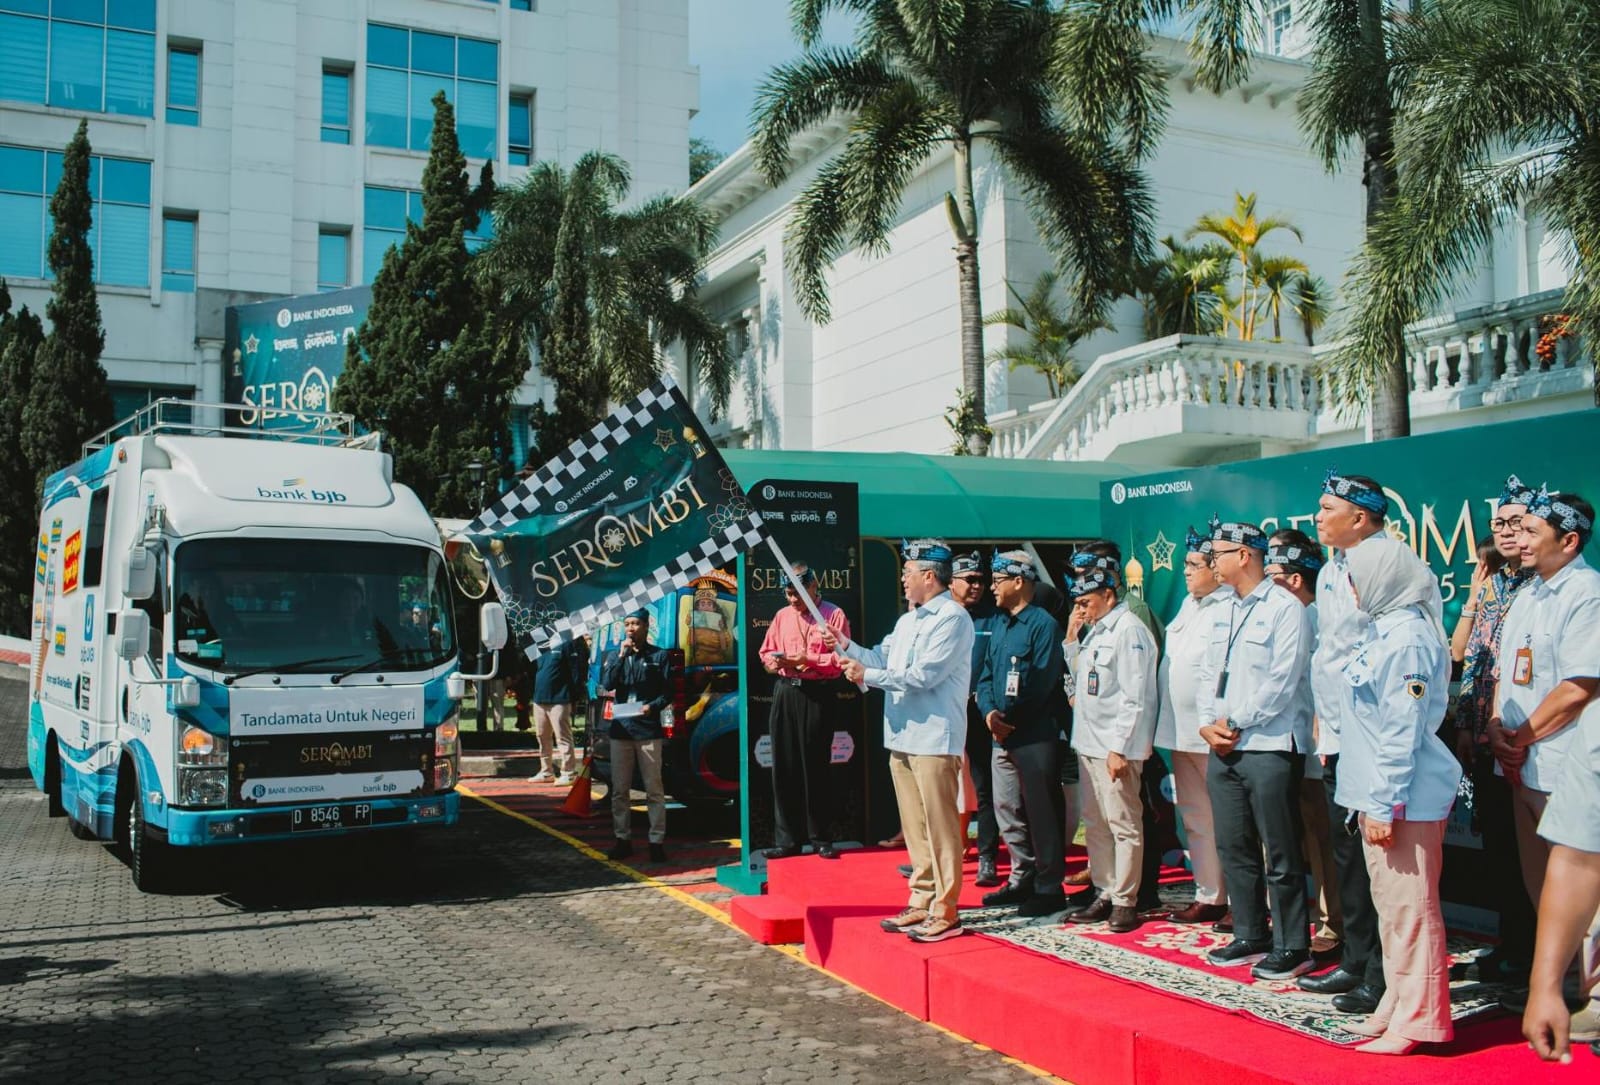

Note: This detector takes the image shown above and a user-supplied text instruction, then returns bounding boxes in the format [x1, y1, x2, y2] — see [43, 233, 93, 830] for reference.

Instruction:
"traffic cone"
[561, 753, 594, 817]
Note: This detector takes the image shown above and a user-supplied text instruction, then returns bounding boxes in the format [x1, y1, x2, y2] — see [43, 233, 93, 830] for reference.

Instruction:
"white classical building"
[0, 0, 697, 452]
[685, 33, 1592, 465]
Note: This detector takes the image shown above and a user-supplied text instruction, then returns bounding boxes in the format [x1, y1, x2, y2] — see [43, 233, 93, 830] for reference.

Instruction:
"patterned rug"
[963, 886, 1514, 1046]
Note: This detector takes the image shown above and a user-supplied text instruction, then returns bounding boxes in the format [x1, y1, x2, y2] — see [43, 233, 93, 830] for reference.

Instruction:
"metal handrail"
[82, 398, 366, 455]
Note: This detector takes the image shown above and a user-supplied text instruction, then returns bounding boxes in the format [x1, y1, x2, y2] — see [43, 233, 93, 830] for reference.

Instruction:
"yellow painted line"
[461, 783, 1066, 1083]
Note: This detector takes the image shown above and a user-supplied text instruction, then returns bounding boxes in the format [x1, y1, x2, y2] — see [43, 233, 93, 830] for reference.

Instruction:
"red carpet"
[755, 846, 1592, 1085]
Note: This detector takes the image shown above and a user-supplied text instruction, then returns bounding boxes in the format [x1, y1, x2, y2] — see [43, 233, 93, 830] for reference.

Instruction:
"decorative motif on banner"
[1145, 530, 1175, 572]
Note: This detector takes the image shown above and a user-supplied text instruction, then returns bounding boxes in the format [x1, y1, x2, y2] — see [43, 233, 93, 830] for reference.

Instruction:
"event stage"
[736, 847, 1591, 1085]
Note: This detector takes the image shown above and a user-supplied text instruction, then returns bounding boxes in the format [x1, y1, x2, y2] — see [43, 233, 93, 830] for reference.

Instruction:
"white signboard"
[241, 770, 425, 803]
[229, 686, 425, 735]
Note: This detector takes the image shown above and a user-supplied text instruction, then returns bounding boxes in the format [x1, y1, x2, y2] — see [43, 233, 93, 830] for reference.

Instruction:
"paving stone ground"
[0, 669, 1048, 1085]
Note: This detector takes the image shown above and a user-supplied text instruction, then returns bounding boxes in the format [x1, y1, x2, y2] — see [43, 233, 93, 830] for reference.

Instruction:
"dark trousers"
[1472, 750, 1537, 962]
[1322, 754, 1385, 988]
[964, 701, 998, 861]
[994, 738, 1066, 894]
[1208, 748, 1310, 951]
[769, 680, 834, 848]
[1139, 749, 1172, 907]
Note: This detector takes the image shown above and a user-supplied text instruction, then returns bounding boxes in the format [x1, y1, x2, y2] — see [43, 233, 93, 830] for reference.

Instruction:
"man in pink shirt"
[760, 563, 852, 859]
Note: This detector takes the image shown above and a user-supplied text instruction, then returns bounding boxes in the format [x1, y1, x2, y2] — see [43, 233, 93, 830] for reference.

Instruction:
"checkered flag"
[466, 373, 768, 657]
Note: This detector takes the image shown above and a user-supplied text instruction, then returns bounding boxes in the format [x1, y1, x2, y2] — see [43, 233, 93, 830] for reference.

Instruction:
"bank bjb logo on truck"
[255, 477, 348, 504]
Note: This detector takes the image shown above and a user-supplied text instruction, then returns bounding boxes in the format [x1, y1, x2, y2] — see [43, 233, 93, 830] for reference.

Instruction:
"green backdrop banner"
[223, 285, 371, 428]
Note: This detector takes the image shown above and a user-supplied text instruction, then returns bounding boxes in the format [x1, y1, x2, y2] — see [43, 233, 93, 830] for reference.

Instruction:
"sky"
[687, 1, 856, 157]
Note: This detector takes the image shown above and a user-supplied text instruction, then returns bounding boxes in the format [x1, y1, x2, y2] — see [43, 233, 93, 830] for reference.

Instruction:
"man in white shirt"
[1064, 562, 1159, 933]
[827, 539, 975, 944]
[1493, 490, 1600, 1047]
[1197, 519, 1316, 982]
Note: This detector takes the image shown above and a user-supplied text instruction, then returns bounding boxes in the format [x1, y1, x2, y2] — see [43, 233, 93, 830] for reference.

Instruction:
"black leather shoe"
[1063, 895, 1113, 924]
[1332, 983, 1384, 1015]
[762, 845, 801, 860]
[648, 842, 667, 863]
[1299, 965, 1365, 995]
[1211, 910, 1234, 934]
[1017, 892, 1069, 918]
[605, 838, 633, 860]
[982, 881, 1035, 907]
[815, 843, 840, 860]
[975, 856, 1002, 887]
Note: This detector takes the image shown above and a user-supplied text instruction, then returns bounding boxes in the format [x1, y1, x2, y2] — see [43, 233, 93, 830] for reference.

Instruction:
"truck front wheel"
[121, 771, 175, 893]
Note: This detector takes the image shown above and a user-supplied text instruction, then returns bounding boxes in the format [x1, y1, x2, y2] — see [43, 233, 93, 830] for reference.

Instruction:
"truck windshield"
[172, 539, 456, 674]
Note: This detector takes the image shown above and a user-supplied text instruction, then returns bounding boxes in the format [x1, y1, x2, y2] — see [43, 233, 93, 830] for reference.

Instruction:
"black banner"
[230, 731, 427, 803]
[743, 480, 866, 851]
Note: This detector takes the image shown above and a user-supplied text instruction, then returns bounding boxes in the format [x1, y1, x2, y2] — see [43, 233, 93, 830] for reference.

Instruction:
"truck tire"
[44, 738, 64, 818]
[125, 782, 175, 893]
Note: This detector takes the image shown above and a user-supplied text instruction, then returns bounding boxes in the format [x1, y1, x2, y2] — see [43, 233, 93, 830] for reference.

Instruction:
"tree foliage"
[983, 271, 1109, 398]
[339, 93, 526, 518]
[0, 287, 45, 634]
[1125, 235, 1234, 338]
[689, 137, 725, 184]
[21, 119, 113, 495]
[475, 151, 730, 460]
[1188, 192, 1304, 340]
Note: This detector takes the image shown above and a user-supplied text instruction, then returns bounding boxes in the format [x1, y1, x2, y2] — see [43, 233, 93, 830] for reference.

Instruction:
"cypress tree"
[339, 93, 525, 517]
[22, 119, 114, 492]
[0, 304, 45, 634]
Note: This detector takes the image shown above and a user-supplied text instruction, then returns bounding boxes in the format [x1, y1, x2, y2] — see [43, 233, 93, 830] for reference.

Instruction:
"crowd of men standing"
[787, 468, 1600, 1063]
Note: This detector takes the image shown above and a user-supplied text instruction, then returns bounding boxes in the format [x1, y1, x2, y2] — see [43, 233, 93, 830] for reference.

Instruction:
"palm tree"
[983, 271, 1110, 399]
[1290, 273, 1330, 346]
[751, 0, 1158, 453]
[1188, 192, 1304, 341]
[474, 152, 731, 458]
[1343, 0, 1600, 409]
[1126, 235, 1232, 338]
[1251, 252, 1313, 341]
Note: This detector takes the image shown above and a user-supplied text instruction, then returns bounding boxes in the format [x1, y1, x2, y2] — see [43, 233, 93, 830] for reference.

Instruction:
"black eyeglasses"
[1490, 516, 1524, 531]
[1210, 545, 1247, 557]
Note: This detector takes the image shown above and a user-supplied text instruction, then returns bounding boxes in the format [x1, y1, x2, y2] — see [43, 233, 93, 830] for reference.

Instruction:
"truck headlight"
[178, 768, 229, 806]
[177, 724, 227, 768]
[433, 714, 459, 791]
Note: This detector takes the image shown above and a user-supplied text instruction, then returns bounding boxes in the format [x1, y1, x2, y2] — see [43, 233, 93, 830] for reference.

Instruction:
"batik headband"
[1070, 569, 1118, 598]
[1323, 467, 1389, 517]
[779, 567, 817, 588]
[991, 554, 1039, 581]
[1498, 473, 1537, 509]
[901, 539, 953, 563]
[1185, 525, 1212, 555]
[1527, 486, 1594, 540]
[951, 551, 983, 577]
[1266, 543, 1324, 574]
[1212, 521, 1269, 551]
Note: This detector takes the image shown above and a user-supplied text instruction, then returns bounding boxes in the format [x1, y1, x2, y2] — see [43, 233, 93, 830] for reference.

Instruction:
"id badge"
[1005, 666, 1021, 698]
[1512, 646, 1533, 686]
[1086, 669, 1100, 697]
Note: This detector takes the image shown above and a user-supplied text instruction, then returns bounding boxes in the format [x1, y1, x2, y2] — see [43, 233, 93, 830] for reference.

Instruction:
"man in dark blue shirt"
[532, 635, 589, 785]
[976, 551, 1068, 917]
[951, 552, 1004, 887]
[601, 609, 675, 862]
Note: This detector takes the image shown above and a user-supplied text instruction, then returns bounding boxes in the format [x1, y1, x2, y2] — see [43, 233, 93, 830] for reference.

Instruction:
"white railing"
[992, 291, 1591, 462]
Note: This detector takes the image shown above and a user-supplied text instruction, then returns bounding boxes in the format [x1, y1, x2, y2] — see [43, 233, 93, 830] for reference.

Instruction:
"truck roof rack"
[82, 398, 376, 456]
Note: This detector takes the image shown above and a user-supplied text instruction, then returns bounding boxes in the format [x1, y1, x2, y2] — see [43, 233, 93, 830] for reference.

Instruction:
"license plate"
[290, 803, 373, 832]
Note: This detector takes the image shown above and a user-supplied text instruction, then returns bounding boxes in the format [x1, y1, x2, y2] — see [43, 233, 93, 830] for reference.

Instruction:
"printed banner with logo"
[1098, 410, 1600, 926]
[740, 480, 867, 858]
[465, 376, 767, 656]
[223, 285, 371, 429]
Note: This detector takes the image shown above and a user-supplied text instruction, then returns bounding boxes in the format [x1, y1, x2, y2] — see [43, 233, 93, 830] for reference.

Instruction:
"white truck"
[25, 401, 504, 890]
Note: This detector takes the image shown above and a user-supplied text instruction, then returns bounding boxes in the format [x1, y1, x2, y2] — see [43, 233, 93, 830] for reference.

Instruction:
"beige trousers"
[534, 702, 576, 776]
[609, 737, 666, 844]
[1299, 776, 1343, 941]
[889, 751, 965, 921]
[1171, 750, 1227, 906]
[1512, 785, 1552, 909]
[1363, 819, 1453, 1044]
[1079, 754, 1145, 907]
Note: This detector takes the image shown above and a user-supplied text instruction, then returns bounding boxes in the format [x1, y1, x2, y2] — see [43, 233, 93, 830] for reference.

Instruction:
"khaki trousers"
[1079, 754, 1145, 908]
[1299, 775, 1343, 941]
[1171, 750, 1227, 906]
[609, 737, 666, 844]
[889, 751, 964, 921]
[1512, 785, 1552, 910]
[1363, 819, 1453, 1044]
[534, 702, 576, 776]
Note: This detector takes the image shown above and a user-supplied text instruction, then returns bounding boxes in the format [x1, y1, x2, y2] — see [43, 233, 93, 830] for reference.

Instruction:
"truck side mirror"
[479, 602, 508, 652]
[123, 545, 156, 600]
[115, 609, 150, 661]
[169, 676, 201, 709]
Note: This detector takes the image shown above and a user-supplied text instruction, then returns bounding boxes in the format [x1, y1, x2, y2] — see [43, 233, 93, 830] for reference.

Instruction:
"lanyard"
[1216, 596, 1262, 697]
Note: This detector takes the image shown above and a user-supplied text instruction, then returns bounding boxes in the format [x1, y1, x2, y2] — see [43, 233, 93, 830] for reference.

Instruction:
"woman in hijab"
[1332, 539, 1461, 1054]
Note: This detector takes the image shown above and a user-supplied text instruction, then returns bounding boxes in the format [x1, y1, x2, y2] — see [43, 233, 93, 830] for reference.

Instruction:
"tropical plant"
[1251, 252, 1312, 341]
[983, 271, 1109, 398]
[1342, 0, 1600, 411]
[475, 151, 731, 460]
[1126, 235, 1233, 338]
[22, 119, 114, 495]
[1290, 272, 1330, 346]
[1188, 192, 1304, 341]
[339, 93, 526, 518]
[751, 0, 1158, 453]
[689, 137, 725, 185]
[944, 387, 992, 456]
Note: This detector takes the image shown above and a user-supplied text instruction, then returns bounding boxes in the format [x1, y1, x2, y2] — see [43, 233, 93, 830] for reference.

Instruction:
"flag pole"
[762, 534, 863, 688]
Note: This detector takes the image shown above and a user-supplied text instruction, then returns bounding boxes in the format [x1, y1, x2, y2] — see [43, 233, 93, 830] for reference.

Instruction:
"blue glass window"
[362, 186, 489, 282]
[0, 144, 150, 284]
[166, 44, 198, 124]
[364, 24, 498, 156]
[511, 0, 533, 11]
[321, 68, 351, 144]
[161, 213, 195, 292]
[0, 1, 154, 115]
[317, 229, 349, 291]
[508, 94, 531, 166]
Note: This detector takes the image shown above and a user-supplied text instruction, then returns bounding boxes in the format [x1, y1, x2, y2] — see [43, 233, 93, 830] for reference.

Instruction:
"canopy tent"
[722, 449, 1144, 541]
